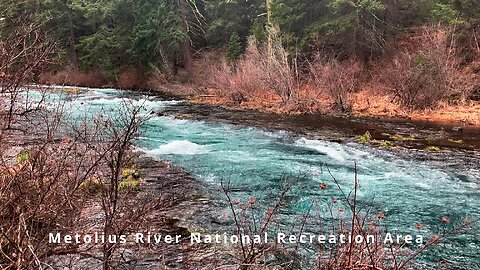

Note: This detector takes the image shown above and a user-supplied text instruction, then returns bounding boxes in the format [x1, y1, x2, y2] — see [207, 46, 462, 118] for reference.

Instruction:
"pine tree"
[226, 32, 243, 65]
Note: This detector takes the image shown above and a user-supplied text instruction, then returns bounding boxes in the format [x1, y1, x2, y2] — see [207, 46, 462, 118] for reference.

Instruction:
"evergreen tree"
[226, 32, 243, 65]
[2, 0, 478, 77]
[205, 0, 264, 46]
[430, 0, 480, 27]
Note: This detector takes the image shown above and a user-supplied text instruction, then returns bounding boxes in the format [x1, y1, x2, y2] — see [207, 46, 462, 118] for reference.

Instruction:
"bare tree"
[208, 28, 300, 106]
[0, 18, 54, 129]
[310, 57, 363, 112]
[381, 27, 461, 110]
[262, 25, 300, 104]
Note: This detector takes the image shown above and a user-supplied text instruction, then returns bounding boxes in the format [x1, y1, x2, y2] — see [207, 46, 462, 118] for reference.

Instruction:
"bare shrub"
[208, 43, 267, 104]
[85, 103, 151, 270]
[454, 26, 480, 63]
[381, 27, 461, 110]
[0, 86, 156, 269]
[221, 176, 296, 269]
[208, 26, 300, 105]
[116, 68, 145, 89]
[38, 69, 107, 88]
[221, 164, 472, 270]
[0, 101, 95, 269]
[310, 57, 363, 112]
[0, 21, 54, 129]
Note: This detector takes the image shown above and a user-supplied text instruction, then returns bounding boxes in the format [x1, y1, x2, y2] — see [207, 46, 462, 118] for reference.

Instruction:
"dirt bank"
[189, 88, 480, 127]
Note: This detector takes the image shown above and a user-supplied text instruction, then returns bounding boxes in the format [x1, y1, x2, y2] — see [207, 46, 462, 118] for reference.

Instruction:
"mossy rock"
[79, 178, 104, 192]
[389, 134, 416, 141]
[425, 146, 441, 152]
[448, 138, 464, 144]
[192, 195, 210, 201]
[378, 140, 395, 148]
[356, 131, 372, 143]
[187, 226, 203, 234]
[16, 152, 31, 164]
[132, 170, 142, 179]
[119, 177, 141, 192]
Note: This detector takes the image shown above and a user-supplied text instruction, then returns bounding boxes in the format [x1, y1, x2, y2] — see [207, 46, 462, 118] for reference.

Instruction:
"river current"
[33, 87, 480, 269]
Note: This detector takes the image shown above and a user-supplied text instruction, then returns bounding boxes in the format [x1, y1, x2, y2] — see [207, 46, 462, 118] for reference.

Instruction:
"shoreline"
[34, 83, 480, 127]
[189, 92, 480, 128]
[0, 112, 232, 268]
[30, 84, 480, 151]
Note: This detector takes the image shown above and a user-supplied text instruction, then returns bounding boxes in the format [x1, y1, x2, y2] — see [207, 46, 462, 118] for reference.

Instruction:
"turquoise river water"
[33, 87, 480, 269]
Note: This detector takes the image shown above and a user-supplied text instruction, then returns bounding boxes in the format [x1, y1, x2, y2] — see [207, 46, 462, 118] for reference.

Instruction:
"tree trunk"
[67, 8, 79, 71]
[179, 0, 193, 73]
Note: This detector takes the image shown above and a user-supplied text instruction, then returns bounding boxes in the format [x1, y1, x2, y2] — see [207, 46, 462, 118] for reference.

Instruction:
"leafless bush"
[0, 20, 55, 129]
[221, 164, 472, 270]
[0, 88, 157, 269]
[0, 101, 94, 269]
[116, 68, 145, 89]
[209, 43, 269, 104]
[381, 27, 461, 110]
[454, 25, 480, 63]
[38, 69, 107, 88]
[85, 103, 152, 270]
[208, 26, 300, 105]
[310, 57, 363, 112]
[221, 176, 296, 269]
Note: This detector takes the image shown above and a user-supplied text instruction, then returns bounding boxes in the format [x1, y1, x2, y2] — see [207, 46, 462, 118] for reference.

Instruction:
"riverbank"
[33, 80, 480, 127]
[160, 96, 480, 153]
[46, 154, 237, 269]
[188, 88, 480, 127]
[31, 84, 480, 151]
[0, 105, 236, 269]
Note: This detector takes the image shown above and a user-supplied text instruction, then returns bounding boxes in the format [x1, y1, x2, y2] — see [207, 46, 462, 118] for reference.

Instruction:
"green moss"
[79, 178, 104, 192]
[16, 152, 31, 164]
[389, 134, 416, 141]
[122, 168, 135, 177]
[119, 177, 141, 192]
[118, 168, 142, 192]
[356, 131, 372, 143]
[378, 141, 395, 148]
[122, 168, 141, 179]
[119, 167, 142, 192]
[448, 138, 464, 144]
[425, 146, 441, 152]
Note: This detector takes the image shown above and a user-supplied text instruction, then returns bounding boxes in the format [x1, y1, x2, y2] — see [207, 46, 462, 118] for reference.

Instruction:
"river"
[34, 87, 480, 269]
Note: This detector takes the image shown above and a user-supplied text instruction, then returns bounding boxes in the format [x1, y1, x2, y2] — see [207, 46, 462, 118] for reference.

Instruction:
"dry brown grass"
[351, 89, 480, 125]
